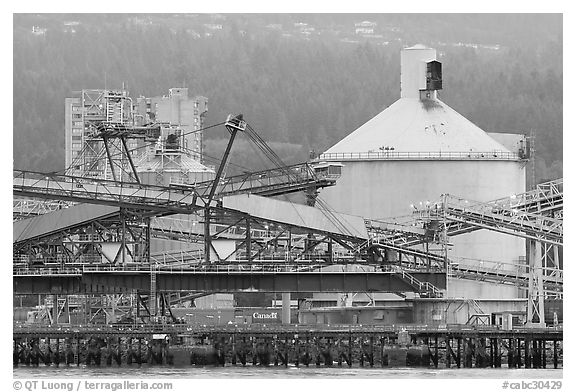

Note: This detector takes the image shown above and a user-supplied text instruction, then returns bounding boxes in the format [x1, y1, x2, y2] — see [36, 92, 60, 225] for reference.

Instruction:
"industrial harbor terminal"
[11, 13, 563, 382]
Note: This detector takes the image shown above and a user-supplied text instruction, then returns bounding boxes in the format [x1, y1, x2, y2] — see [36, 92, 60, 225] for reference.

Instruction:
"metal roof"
[13, 204, 120, 244]
[222, 194, 368, 240]
[324, 98, 511, 155]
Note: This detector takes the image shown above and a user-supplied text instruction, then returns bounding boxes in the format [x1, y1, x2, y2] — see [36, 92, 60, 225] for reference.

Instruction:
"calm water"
[13, 365, 563, 378]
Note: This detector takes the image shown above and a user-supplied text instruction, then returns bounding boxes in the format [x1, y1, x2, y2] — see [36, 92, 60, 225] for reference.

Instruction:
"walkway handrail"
[319, 150, 522, 161]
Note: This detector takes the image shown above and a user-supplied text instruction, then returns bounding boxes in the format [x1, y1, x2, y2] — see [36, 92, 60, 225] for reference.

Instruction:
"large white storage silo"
[318, 45, 526, 298]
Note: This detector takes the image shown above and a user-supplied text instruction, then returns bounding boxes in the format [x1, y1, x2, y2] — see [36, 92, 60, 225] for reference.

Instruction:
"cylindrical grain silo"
[318, 45, 526, 299]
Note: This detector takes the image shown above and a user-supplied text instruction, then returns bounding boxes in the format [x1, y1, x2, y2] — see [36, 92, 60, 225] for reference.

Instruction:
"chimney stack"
[400, 45, 442, 100]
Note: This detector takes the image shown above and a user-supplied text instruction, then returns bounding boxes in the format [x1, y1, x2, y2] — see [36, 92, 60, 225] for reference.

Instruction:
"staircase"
[451, 299, 491, 325]
[150, 248, 204, 268]
[392, 268, 443, 298]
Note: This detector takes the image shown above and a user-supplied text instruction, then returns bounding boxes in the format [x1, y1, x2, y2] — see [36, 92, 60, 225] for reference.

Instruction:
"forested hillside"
[13, 14, 562, 182]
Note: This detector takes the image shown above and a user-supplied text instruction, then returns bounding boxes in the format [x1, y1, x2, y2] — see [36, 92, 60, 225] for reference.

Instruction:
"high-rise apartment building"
[64, 96, 84, 169]
[64, 89, 137, 174]
[64, 88, 210, 181]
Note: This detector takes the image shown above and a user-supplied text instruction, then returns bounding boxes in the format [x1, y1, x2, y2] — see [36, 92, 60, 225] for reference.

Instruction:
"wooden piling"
[76, 336, 80, 366]
[138, 338, 142, 365]
[553, 340, 558, 369]
[11, 326, 563, 370]
[446, 337, 452, 368]
[284, 334, 288, 368]
[489, 338, 494, 368]
[517, 338, 522, 368]
[495, 338, 501, 368]
[294, 334, 299, 367]
[369, 335, 374, 367]
[347, 333, 352, 368]
[55, 338, 60, 367]
[433, 335, 438, 368]
[457, 337, 461, 368]
[525, 338, 532, 368]
[13, 339, 18, 367]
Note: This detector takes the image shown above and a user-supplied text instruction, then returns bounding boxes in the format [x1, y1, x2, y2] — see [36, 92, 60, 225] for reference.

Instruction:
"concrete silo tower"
[318, 45, 527, 298]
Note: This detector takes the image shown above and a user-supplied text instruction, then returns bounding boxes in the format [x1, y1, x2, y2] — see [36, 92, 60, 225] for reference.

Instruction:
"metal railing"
[390, 266, 443, 297]
[79, 263, 350, 274]
[13, 199, 73, 219]
[13, 254, 107, 265]
[319, 150, 522, 161]
[12, 322, 562, 335]
[14, 261, 438, 276]
[13, 267, 82, 276]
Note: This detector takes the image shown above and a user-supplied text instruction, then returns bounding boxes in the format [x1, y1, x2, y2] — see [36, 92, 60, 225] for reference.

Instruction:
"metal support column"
[282, 292, 291, 325]
[527, 240, 545, 326]
[246, 217, 251, 261]
[204, 208, 211, 264]
[120, 136, 140, 183]
[52, 294, 58, 325]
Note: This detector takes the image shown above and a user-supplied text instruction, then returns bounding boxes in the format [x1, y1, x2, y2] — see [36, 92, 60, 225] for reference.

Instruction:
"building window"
[72, 135, 82, 141]
[72, 143, 82, 149]
[72, 128, 83, 133]
[72, 121, 83, 127]
[72, 113, 82, 119]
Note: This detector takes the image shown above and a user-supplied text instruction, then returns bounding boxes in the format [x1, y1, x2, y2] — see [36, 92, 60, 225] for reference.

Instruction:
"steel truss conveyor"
[436, 179, 563, 246]
[13, 161, 338, 219]
[193, 162, 338, 198]
[13, 170, 212, 213]
[439, 195, 562, 246]
[372, 178, 563, 249]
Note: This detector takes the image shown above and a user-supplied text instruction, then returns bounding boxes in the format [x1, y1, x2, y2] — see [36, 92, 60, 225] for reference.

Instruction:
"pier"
[13, 324, 563, 369]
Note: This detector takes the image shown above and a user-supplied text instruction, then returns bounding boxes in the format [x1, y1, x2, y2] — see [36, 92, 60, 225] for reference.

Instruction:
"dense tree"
[13, 14, 562, 182]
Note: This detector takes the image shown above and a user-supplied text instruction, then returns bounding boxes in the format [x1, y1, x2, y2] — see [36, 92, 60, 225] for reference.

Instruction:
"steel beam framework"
[14, 170, 210, 212]
[440, 195, 562, 246]
[13, 267, 446, 295]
